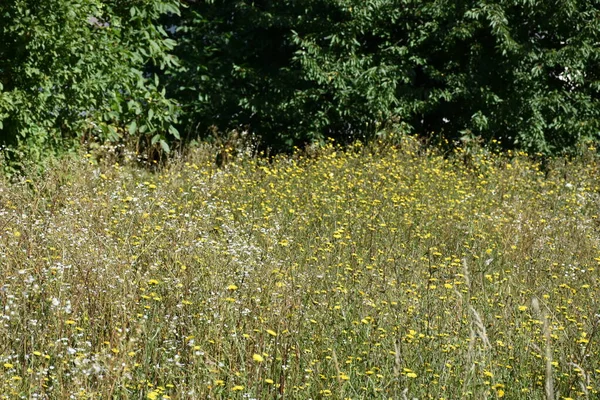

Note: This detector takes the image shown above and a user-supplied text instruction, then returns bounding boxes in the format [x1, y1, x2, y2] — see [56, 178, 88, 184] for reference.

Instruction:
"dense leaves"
[172, 0, 600, 153]
[0, 0, 181, 163]
[2, 0, 600, 159]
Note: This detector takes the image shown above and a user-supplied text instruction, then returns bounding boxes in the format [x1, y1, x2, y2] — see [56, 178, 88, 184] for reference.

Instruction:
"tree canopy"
[0, 0, 180, 162]
[2, 0, 600, 161]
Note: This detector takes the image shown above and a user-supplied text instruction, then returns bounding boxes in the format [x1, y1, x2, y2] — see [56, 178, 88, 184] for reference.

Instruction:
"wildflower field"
[2, 138, 600, 399]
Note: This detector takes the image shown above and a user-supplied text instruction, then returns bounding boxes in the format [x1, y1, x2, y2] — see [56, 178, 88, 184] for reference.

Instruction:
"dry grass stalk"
[532, 297, 554, 400]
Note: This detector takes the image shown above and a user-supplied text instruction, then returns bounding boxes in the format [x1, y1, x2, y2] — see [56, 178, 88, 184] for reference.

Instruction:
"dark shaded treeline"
[2, 0, 600, 163]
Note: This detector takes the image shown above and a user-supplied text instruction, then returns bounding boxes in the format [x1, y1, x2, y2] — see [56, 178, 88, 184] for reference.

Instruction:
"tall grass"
[1, 138, 599, 399]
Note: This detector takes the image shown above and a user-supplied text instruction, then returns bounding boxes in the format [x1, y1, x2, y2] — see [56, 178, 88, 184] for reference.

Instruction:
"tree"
[173, 0, 600, 154]
[0, 0, 181, 163]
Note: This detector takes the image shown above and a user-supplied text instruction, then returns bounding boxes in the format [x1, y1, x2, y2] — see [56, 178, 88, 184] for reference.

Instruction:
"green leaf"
[168, 125, 180, 140]
[128, 120, 137, 136]
[159, 139, 170, 153]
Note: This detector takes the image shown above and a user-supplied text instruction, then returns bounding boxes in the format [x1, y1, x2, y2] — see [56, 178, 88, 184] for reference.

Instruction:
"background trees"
[0, 0, 181, 162]
[2, 0, 600, 161]
[171, 0, 600, 153]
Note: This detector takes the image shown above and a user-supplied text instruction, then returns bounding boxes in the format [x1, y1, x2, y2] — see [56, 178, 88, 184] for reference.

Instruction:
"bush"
[0, 0, 181, 165]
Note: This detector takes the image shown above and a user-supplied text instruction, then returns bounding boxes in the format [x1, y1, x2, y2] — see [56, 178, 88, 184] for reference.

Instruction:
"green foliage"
[2, 0, 600, 160]
[171, 0, 314, 149]
[172, 0, 600, 154]
[0, 0, 181, 163]
[173, 0, 402, 148]
[436, 0, 600, 153]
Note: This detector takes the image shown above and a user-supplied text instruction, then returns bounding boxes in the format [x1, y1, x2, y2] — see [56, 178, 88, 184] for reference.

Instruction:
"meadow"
[1, 137, 600, 399]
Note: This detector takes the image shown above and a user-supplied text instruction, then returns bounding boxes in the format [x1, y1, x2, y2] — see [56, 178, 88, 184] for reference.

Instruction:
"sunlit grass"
[1, 137, 600, 399]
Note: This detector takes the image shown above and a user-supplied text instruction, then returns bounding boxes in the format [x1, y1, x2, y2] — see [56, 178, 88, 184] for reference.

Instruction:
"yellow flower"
[252, 353, 264, 362]
[231, 385, 244, 391]
[227, 284, 238, 291]
[266, 329, 277, 336]
[406, 372, 417, 378]
[264, 378, 274, 384]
